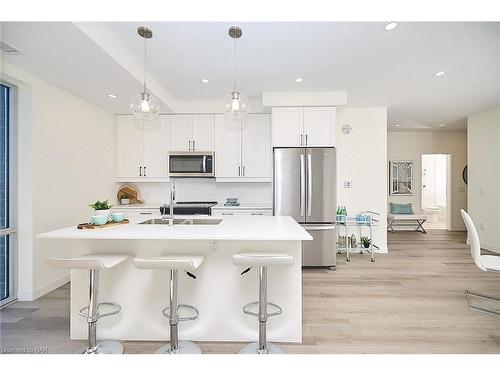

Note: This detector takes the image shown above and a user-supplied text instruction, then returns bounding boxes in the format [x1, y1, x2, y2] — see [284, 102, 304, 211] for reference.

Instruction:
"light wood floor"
[2, 230, 500, 354]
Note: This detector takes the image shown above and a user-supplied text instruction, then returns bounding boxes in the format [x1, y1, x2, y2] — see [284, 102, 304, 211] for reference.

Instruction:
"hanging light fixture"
[130, 26, 160, 121]
[223, 26, 249, 120]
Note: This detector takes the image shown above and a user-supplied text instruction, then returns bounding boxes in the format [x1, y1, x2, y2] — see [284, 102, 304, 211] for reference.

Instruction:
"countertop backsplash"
[117, 179, 272, 206]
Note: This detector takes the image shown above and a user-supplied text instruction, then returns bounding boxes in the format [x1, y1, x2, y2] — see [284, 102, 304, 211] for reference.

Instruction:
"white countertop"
[37, 216, 312, 241]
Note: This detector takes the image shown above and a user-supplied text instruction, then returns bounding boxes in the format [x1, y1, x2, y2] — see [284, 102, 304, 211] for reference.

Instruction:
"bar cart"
[336, 211, 380, 262]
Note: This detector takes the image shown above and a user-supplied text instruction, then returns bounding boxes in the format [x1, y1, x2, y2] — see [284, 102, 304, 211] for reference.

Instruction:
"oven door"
[169, 152, 214, 177]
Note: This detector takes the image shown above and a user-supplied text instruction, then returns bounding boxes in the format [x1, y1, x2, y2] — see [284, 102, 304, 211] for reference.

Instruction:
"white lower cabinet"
[115, 115, 169, 181]
[211, 208, 272, 217]
[110, 208, 159, 221]
[215, 113, 271, 182]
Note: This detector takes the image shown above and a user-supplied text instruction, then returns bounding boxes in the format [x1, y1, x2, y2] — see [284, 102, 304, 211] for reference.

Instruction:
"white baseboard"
[17, 273, 70, 301]
[483, 243, 500, 254]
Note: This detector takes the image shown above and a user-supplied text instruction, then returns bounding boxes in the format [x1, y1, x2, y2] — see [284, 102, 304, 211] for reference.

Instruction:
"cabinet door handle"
[251, 212, 263, 215]
[188, 140, 191, 151]
[300, 134, 303, 146]
[242, 166, 245, 176]
[193, 140, 196, 151]
[140, 212, 152, 215]
[238, 166, 241, 176]
[222, 212, 234, 216]
[143, 166, 147, 177]
[305, 134, 308, 145]
[139, 166, 142, 176]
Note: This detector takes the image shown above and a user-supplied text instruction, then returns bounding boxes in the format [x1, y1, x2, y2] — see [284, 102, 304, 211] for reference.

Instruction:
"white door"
[169, 115, 192, 151]
[272, 107, 304, 147]
[242, 114, 271, 178]
[303, 107, 335, 147]
[192, 114, 214, 151]
[143, 116, 169, 178]
[214, 115, 241, 178]
[116, 115, 144, 178]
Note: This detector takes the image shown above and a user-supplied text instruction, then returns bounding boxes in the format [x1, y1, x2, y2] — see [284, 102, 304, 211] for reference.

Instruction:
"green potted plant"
[89, 199, 113, 220]
[361, 236, 371, 249]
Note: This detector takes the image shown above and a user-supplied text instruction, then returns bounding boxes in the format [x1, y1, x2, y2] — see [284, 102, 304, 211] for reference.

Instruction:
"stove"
[160, 201, 218, 216]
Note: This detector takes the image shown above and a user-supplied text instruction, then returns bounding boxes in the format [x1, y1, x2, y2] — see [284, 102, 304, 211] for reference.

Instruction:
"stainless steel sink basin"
[139, 218, 222, 225]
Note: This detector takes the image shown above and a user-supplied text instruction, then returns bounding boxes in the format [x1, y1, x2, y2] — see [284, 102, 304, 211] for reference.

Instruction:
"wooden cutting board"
[77, 219, 129, 230]
[116, 185, 144, 204]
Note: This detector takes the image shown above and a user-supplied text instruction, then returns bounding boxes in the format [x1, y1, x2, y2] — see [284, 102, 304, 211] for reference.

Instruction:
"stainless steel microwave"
[168, 151, 215, 177]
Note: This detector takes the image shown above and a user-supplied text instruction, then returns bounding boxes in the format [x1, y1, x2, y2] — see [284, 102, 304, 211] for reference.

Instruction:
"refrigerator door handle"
[300, 154, 306, 217]
[307, 152, 312, 217]
[302, 224, 336, 231]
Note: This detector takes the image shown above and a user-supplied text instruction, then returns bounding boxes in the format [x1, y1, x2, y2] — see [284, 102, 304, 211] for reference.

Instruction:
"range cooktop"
[160, 201, 218, 215]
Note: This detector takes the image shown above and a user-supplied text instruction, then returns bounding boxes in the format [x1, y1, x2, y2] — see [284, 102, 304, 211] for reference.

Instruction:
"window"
[0, 83, 12, 303]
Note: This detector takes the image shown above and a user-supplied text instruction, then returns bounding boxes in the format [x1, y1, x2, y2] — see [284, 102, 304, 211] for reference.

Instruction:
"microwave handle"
[202, 156, 207, 173]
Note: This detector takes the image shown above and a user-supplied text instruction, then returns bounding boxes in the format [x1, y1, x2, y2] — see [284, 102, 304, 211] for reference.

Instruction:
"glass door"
[1, 83, 15, 306]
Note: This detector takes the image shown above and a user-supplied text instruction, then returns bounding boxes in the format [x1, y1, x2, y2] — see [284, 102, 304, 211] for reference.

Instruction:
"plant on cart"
[361, 236, 371, 248]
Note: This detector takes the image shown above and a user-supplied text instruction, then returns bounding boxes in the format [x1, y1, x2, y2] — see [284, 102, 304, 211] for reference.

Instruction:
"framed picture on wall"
[389, 160, 413, 196]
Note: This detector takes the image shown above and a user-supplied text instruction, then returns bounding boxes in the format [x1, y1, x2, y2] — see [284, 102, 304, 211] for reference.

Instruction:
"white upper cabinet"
[143, 116, 169, 178]
[272, 106, 335, 147]
[215, 114, 271, 182]
[192, 115, 214, 151]
[116, 115, 169, 180]
[116, 115, 144, 178]
[272, 107, 303, 147]
[215, 115, 241, 178]
[303, 107, 335, 147]
[169, 115, 192, 151]
[242, 114, 271, 178]
[168, 114, 214, 151]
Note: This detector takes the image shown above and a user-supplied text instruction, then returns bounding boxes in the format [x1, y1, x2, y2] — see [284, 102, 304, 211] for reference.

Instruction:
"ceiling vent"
[0, 41, 22, 55]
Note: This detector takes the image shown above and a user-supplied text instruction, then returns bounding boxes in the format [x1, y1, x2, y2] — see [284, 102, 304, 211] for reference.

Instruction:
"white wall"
[467, 105, 500, 253]
[387, 131, 467, 231]
[1, 61, 116, 300]
[336, 107, 388, 252]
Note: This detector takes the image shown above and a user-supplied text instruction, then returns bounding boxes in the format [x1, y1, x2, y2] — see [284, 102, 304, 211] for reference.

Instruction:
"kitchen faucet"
[162, 180, 176, 226]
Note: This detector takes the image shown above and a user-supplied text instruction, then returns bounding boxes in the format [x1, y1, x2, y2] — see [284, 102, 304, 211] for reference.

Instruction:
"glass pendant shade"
[130, 91, 160, 121]
[223, 90, 249, 120]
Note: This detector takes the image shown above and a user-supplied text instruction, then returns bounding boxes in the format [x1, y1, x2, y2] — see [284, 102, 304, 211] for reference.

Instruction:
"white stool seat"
[133, 255, 204, 271]
[233, 252, 294, 267]
[45, 253, 130, 270]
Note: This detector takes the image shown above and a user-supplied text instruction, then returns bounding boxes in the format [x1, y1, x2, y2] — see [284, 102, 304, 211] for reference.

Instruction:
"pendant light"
[130, 26, 160, 121]
[223, 26, 249, 120]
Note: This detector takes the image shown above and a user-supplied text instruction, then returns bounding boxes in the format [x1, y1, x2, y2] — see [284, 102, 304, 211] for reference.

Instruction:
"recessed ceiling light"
[434, 71, 446, 77]
[439, 123, 446, 128]
[108, 94, 117, 98]
[201, 78, 209, 83]
[394, 124, 400, 127]
[384, 22, 399, 31]
[295, 77, 303, 83]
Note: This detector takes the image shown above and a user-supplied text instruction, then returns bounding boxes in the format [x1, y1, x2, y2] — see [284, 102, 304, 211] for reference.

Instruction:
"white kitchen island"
[37, 216, 311, 343]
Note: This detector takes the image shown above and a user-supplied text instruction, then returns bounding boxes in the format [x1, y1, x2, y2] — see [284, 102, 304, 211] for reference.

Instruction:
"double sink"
[139, 218, 222, 225]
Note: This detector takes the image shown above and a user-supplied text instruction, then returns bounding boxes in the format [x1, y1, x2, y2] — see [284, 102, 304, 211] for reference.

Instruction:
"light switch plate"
[344, 180, 352, 188]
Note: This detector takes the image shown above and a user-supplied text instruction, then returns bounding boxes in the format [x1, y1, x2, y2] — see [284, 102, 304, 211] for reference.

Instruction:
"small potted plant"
[361, 236, 371, 249]
[119, 193, 131, 205]
[89, 199, 112, 220]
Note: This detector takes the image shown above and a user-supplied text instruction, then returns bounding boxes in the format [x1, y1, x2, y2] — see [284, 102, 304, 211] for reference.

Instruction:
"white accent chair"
[45, 253, 131, 354]
[461, 209, 500, 316]
[133, 255, 205, 354]
[233, 252, 294, 354]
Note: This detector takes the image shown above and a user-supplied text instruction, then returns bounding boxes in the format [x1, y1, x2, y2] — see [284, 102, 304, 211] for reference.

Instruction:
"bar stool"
[45, 253, 131, 354]
[133, 255, 204, 354]
[233, 252, 294, 354]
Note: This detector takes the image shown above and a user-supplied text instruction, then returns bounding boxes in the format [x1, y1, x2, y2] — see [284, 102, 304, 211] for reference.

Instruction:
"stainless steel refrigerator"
[273, 147, 337, 269]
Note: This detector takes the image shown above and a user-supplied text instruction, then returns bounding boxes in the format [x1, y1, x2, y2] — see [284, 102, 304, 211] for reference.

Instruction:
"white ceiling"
[1, 22, 499, 131]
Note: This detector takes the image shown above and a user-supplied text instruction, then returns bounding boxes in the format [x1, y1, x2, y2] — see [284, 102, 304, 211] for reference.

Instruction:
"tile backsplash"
[116, 179, 272, 206]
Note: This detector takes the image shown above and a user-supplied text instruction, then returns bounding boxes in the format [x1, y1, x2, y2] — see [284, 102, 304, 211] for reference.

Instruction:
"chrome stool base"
[155, 341, 201, 354]
[239, 342, 285, 354]
[76, 340, 124, 354]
